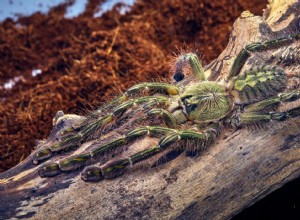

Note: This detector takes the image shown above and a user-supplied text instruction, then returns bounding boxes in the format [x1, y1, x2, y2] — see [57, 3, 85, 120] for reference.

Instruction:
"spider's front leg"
[82, 81, 182, 134]
[32, 94, 174, 164]
[95, 82, 180, 115]
[81, 123, 219, 182]
[38, 126, 168, 177]
[37, 126, 176, 177]
[74, 82, 181, 138]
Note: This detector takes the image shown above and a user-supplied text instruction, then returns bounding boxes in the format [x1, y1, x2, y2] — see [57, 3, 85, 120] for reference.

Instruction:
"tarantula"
[33, 32, 300, 182]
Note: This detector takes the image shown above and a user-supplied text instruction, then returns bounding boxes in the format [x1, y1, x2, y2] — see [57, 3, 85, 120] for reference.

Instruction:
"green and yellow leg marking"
[33, 96, 171, 164]
[81, 96, 170, 141]
[37, 126, 175, 177]
[94, 82, 179, 115]
[38, 153, 92, 177]
[147, 108, 179, 128]
[81, 146, 160, 181]
[113, 96, 171, 117]
[32, 148, 52, 165]
[245, 90, 300, 112]
[32, 134, 82, 164]
[81, 127, 218, 181]
[126, 82, 180, 96]
[228, 32, 300, 80]
[228, 48, 251, 81]
[81, 96, 171, 139]
[81, 96, 171, 140]
[231, 106, 300, 127]
[59, 153, 91, 171]
[38, 162, 60, 177]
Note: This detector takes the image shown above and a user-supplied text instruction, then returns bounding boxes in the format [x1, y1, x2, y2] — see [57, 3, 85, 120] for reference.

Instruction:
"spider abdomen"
[232, 66, 287, 104]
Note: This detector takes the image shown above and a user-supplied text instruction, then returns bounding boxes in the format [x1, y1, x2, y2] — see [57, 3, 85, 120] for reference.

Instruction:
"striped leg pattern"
[33, 92, 175, 164]
[81, 126, 218, 181]
[38, 125, 218, 181]
[227, 32, 300, 80]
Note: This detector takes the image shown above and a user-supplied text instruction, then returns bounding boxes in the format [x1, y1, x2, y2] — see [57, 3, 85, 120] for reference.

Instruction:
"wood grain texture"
[1, 0, 299, 219]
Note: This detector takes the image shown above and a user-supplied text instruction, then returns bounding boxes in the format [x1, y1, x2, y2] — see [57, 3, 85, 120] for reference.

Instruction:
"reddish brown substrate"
[0, 0, 267, 172]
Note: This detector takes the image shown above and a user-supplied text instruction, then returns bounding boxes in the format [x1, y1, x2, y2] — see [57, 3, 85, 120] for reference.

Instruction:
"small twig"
[71, 35, 88, 44]
[107, 18, 121, 55]
[107, 26, 120, 55]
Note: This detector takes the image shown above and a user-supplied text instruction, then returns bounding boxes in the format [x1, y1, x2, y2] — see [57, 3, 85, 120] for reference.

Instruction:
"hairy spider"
[33, 32, 300, 182]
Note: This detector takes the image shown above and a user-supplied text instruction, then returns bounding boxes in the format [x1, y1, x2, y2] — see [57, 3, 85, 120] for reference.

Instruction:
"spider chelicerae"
[33, 32, 300, 182]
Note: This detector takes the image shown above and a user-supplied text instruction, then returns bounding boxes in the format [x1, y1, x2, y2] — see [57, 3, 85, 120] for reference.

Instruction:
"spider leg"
[146, 108, 179, 128]
[37, 126, 175, 177]
[94, 82, 180, 115]
[228, 106, 300, 127]
[81, 146, 161, 181]
[33, 96, 172, 164]
[38, 124, 219, 179]
[227, 32, 300, 80]
[81, 125, 219, 181]
[244, 90, 300, 112]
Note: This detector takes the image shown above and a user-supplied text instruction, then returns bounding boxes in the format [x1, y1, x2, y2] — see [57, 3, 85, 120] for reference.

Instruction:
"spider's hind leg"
[244, 90, 300, 112]
[227, 32, 300, 80]
[228, 104, 300, 127]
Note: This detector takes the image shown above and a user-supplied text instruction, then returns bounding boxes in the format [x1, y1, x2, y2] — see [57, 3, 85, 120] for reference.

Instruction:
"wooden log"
[0, 0, 299, 219]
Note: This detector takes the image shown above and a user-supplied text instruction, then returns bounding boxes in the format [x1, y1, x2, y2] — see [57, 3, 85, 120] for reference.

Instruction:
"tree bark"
[1, 0, 300, 219]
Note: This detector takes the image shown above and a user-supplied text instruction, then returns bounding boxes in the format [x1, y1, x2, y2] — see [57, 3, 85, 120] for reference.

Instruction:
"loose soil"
[0, 0, 267, 172]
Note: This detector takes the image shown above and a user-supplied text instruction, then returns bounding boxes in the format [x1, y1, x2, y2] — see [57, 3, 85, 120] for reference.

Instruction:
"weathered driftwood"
[1, 0, 300, 219]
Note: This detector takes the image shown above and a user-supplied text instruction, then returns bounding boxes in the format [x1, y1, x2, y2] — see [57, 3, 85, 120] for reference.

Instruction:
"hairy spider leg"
[84, 80, 180, 129]
[81, 127, 218, 181]
[32, 96, 172, 164]
[146, 108, 179, 128]
[73, 81, 180, 133]
[244, 90, 300, 112]
[229, 106, 300, 127]
[38, 126, 177, 177]
[76, 96, 172, 142]
[227, 32, 300, 80]
[93, 82, 180, 115]
[32, 116, 115, 165]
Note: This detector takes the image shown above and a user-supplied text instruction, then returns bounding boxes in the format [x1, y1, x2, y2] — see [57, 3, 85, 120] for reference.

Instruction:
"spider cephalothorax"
[32, 32, 300, 182]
